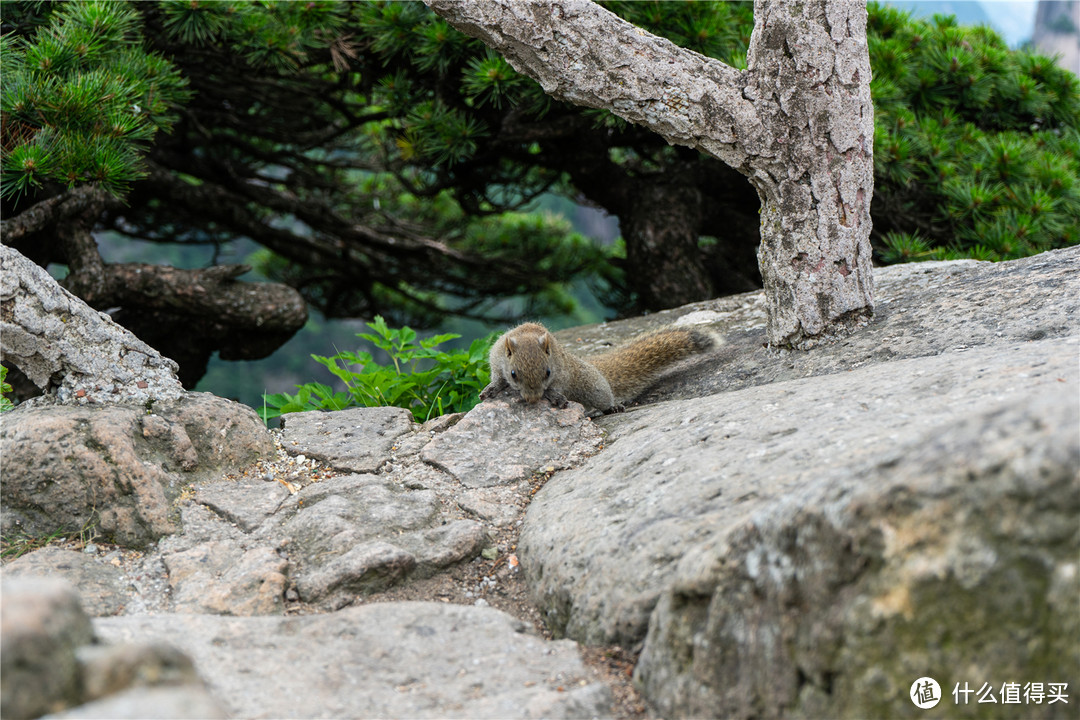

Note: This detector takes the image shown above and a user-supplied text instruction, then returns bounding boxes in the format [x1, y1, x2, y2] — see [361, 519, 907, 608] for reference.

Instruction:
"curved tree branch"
[2, 181, 310, 388]
[425, 0, 876, 348]
[423, 0, 764, 171]
[1, 185, 116, 247]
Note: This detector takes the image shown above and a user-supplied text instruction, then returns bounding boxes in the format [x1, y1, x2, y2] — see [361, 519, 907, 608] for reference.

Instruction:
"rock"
[398, 519, 489, 575]
[92, 603, 612, 719]
[281, 475, 485, 608]
[458, 489, 522, 527]
[421, 398, 604, 487]
[296, 540, 418, 607]
[194, 477, 292, 533]
[0, 392, 274, 547]
[0, 244, 184, 404]
[163, 541, 288, 616]
[42, 686, 227, 720]
[279, 406, 414, 473]
[563, 246, 1080, 406]
[636, 384, 1080, 719]
[78, 641, 201, 701]
[518, 248, 1080, 716]
[4, 547, 127, 617]
[0, 577, 95, 720]
[520, 338, 1079, 646]
[0, 577, 229, 720]
[100, 466, 493, 613]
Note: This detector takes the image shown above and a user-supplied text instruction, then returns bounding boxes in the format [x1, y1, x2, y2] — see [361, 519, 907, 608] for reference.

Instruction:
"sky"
[970, 1, 1040, 46]
[888, 1, 1042, 47]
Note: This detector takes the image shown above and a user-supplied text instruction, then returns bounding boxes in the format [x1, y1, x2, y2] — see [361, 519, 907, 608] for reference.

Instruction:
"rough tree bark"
[619, 176, 712, 307]
[0, 245, 184, 404]
[424, 0, 875, 348]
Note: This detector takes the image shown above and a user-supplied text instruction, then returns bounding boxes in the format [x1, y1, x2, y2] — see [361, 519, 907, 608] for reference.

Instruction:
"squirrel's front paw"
[544, 389, 570, 409]
[602, 403, 626, 415]
[480, 378, 508, 402]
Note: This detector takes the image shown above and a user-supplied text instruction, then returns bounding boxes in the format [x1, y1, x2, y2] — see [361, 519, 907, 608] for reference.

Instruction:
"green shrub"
[0, 365, 13, 412]
[260, 316, 493, 423]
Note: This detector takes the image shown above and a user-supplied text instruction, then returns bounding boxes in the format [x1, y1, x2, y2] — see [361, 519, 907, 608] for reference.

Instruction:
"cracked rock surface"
[2, 390, 613, 719]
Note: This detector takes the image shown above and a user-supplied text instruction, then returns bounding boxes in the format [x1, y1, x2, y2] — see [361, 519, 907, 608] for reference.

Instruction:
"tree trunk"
[620, 177, 712, 309]
[424, 0, 875, 348]
[746, 0, 875, 346]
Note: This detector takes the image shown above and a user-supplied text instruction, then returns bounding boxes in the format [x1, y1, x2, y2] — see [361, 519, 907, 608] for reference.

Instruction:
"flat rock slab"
[281, 474, 486, 608]
[194, 479, 291, 533]
[93, 603, 613, 719]
[520, 336, 1080, 647]
[3, 547, 127, 617]
[153, 470, 488, 613]
[567, 246, 1080, 407]
[163, 541, 288, 616]
[422, 399, 604, 487]
[280, 406, 414, 473]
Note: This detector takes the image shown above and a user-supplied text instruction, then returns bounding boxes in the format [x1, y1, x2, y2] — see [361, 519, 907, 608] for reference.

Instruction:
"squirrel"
[480, 322, 714, 414]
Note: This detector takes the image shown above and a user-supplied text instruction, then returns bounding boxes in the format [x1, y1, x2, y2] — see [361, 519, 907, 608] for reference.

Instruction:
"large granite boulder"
[0, 392, 274, 548]
[521, 247, 1080, 717]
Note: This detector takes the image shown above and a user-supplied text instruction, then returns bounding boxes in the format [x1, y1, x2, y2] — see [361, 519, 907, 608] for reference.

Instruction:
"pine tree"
[1, 1, 188, 198]
[869, 6, 1080, 262]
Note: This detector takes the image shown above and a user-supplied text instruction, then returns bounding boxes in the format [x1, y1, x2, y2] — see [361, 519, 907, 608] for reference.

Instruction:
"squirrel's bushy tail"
[591, 328, 714, 404]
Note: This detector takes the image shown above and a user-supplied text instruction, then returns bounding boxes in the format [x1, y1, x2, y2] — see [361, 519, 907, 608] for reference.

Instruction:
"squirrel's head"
[504, 330, 554, 403]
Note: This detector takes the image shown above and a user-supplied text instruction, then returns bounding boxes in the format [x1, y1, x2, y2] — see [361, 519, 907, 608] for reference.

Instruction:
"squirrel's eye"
[510, 370, 517, 380]
[545, 368, 551, 379]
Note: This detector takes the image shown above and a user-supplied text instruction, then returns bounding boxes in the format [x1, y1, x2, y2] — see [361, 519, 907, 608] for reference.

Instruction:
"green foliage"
[0, 365, 13, 412]
[356, 1, 548, 169]
[878, 231, 935, 264]
[158, 0, 344, 69]
[250, 171, 620, 325]
[1, 0, 189, 199]
[261, 316, 494, 423]
[869, 2, 1080, 261]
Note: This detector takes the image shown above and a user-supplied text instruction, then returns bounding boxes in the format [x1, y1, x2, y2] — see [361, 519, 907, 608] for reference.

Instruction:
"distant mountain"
[1031, 1, 1079, 74]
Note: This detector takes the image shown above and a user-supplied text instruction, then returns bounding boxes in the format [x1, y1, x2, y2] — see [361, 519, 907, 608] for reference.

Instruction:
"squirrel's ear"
[539, 332, 552, 353]
[505, 336, 517, 356]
